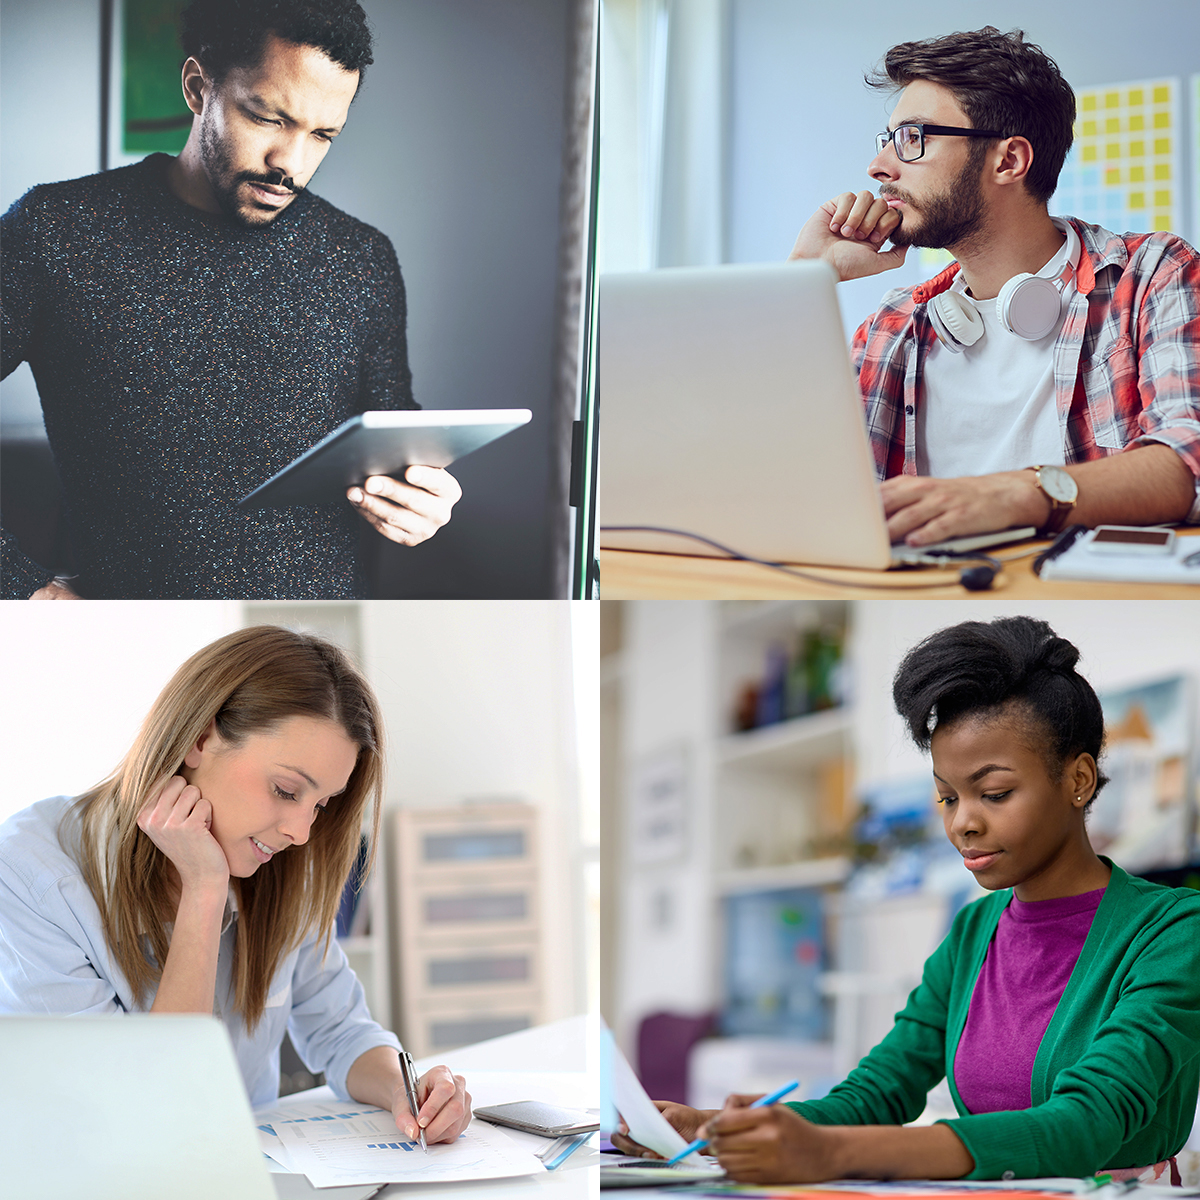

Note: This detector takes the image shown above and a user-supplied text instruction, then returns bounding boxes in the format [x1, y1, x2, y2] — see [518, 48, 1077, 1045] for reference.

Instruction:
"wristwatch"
[1030, 465, 1078, 535]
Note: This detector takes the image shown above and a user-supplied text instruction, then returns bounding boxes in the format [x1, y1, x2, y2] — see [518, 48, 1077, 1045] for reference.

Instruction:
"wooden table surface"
[599, 530, 1200, 600]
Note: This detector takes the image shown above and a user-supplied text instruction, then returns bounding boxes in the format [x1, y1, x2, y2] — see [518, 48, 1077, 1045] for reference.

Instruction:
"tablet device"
[474, 1101, 600, 1137]
[238, 409, 533, 509]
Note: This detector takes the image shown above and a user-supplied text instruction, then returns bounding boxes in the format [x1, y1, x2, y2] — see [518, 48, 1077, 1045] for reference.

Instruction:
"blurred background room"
[601, 600, 1200, 1163]
[599, 0, 1200, 338]
[0, 0, 598, 598]
[0, 599, 598, 1089]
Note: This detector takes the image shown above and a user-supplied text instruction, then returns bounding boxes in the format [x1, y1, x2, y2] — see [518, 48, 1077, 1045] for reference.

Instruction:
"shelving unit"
[609, 599, 857, 1072]
[714, 855, 851, 898]
[391, 803, 544, 1058]
[718, 706, 851, 769]
[712, 601, 853, 879]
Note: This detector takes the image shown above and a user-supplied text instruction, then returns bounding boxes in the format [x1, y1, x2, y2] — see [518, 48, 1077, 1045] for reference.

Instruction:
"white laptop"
[599, 261, 1033, 570]
[0, 1014, 378, 1200]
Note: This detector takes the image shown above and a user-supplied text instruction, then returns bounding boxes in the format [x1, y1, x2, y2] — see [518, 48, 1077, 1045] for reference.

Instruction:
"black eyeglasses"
[876, 123, 1004, 162]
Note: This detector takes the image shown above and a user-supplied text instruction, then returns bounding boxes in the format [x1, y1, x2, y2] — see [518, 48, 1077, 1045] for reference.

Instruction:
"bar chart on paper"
[270, 1107, 545, 1189]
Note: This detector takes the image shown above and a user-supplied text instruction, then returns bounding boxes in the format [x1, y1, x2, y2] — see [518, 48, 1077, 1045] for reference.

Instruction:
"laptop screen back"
[1, 1014, 276, 1200]
[599, 260, 892, 570]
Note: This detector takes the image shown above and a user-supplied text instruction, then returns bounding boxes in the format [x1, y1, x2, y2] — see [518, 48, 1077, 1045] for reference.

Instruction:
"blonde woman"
[0, 625, 470, 1144]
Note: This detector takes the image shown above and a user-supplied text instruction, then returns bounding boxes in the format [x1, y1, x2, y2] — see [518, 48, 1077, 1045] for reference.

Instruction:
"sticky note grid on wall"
[1053, 78, 1181, 236]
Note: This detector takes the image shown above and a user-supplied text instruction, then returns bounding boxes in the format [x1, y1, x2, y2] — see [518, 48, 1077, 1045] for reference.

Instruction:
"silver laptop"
[599, 261, 1033, 570]
[1, 1014, 276, 1200]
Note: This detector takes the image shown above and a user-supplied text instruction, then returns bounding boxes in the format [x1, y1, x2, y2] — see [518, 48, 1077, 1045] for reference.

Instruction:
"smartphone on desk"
[1086, 525, 1176, 555]
[474, 1101, 599, 1137]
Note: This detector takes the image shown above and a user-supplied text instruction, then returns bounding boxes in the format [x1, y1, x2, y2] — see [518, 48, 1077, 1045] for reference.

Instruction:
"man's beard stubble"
[884, 145, 989, 252]
[198, 107, 303, 229]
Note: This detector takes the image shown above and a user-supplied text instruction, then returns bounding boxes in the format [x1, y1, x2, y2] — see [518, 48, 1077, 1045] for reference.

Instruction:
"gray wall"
[724, 0, 1200, 335]
[0, 0, 573, 598]
[0, 0, 100, 212]
[0, 0, 100, 435]
[329, 0, 570, 597]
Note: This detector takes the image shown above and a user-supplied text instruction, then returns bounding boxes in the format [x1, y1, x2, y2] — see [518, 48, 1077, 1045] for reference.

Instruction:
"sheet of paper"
[258, 1128, 294, 1172]
[608, 1030, 718, 1169]
[274, 1110, 545, 1189]
[256, 1077, 598, 1181]
[255, 1097, 385, 1175]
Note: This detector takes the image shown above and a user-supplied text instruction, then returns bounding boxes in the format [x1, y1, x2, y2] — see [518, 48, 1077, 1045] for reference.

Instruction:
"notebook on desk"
[599, 261, 1032, 570]
[1037, 526, 1200, 584]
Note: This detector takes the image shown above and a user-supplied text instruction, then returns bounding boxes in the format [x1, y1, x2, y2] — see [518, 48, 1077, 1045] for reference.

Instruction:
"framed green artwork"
[122, 0, 191, 155]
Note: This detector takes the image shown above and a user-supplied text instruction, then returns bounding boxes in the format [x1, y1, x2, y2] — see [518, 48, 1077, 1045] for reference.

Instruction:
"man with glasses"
[789, 27, 1200, 547]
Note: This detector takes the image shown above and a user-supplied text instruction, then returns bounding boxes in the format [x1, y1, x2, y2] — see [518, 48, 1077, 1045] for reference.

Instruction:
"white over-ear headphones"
[927, 220, 1080, 352]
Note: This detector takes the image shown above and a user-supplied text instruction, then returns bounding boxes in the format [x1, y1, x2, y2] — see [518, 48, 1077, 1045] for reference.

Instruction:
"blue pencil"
[664, 1079, 800, 1167]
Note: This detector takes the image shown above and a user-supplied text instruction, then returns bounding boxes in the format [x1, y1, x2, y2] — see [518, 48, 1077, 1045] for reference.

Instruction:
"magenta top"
[954, 886, 1106, 1114]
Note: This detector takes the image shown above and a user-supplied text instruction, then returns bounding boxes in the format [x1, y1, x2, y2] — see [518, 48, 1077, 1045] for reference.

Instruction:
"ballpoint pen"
[664, 1079, 800, 1167]
[398, 1050, 428, 1153]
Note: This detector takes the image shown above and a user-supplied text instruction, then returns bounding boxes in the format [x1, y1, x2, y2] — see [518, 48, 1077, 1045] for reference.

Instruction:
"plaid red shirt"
[852, 218, 1200, 522]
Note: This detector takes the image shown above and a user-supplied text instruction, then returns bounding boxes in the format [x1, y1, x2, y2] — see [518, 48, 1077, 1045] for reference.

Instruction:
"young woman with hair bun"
[0, 625, 470, 1143]
[615, 616, 1199, 1184]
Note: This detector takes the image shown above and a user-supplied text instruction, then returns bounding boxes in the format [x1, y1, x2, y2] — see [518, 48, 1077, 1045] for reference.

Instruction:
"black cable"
[600, 525, 1004, 591]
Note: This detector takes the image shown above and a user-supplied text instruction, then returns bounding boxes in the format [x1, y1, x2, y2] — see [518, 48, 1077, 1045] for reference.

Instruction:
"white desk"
[268, 1015, 598, 1199]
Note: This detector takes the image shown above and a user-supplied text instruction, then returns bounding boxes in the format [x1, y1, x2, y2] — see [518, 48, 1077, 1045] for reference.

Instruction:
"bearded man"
[789, 27, 1200, 548]
[2, 0, 461, 598]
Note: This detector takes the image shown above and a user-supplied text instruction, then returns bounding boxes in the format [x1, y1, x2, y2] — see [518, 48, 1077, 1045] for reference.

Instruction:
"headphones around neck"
[927, 220, 1080, 353]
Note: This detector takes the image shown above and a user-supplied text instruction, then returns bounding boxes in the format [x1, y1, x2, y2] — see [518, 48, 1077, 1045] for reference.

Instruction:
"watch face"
[1040, 465, 1078, 504]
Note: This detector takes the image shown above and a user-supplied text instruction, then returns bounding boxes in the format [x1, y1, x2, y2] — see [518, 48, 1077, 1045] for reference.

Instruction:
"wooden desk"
[600, 530, 1200, 599]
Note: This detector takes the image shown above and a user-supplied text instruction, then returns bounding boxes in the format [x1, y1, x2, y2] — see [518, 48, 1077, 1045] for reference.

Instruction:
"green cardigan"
[787, 862, 1200, 1179]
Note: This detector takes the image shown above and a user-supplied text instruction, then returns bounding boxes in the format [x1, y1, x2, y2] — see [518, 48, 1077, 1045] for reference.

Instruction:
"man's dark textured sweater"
[1, 154, 416, 598]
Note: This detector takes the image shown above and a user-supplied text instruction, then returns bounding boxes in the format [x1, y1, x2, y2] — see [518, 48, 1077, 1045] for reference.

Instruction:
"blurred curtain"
[549, 0, 598, 595]
[598, 0, 726, 273]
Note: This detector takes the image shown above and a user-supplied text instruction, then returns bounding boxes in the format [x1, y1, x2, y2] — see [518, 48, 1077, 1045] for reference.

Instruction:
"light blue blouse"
[0, 796, 400, 1106]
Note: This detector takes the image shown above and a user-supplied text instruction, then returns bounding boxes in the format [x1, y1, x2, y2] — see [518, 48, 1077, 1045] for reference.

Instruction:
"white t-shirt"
[917, 225, 1078, 479]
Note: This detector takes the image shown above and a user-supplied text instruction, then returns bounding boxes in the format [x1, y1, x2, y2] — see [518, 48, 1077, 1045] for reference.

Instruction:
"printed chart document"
[254, 1093, 544, 1189]
[606, 1026, 722, 1179]
[255, 1096, 380, 1172]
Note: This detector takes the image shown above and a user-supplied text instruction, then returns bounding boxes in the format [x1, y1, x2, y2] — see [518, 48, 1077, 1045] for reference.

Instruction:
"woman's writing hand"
[704, 1098, 835, 1183]
[137, 775, 230, 895]
[392, 1065, 471, 1143]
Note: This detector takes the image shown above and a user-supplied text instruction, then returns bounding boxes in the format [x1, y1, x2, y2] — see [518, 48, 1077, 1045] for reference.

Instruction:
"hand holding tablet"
[238, 409, 533, 510]
[348, 467, 463, 547]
